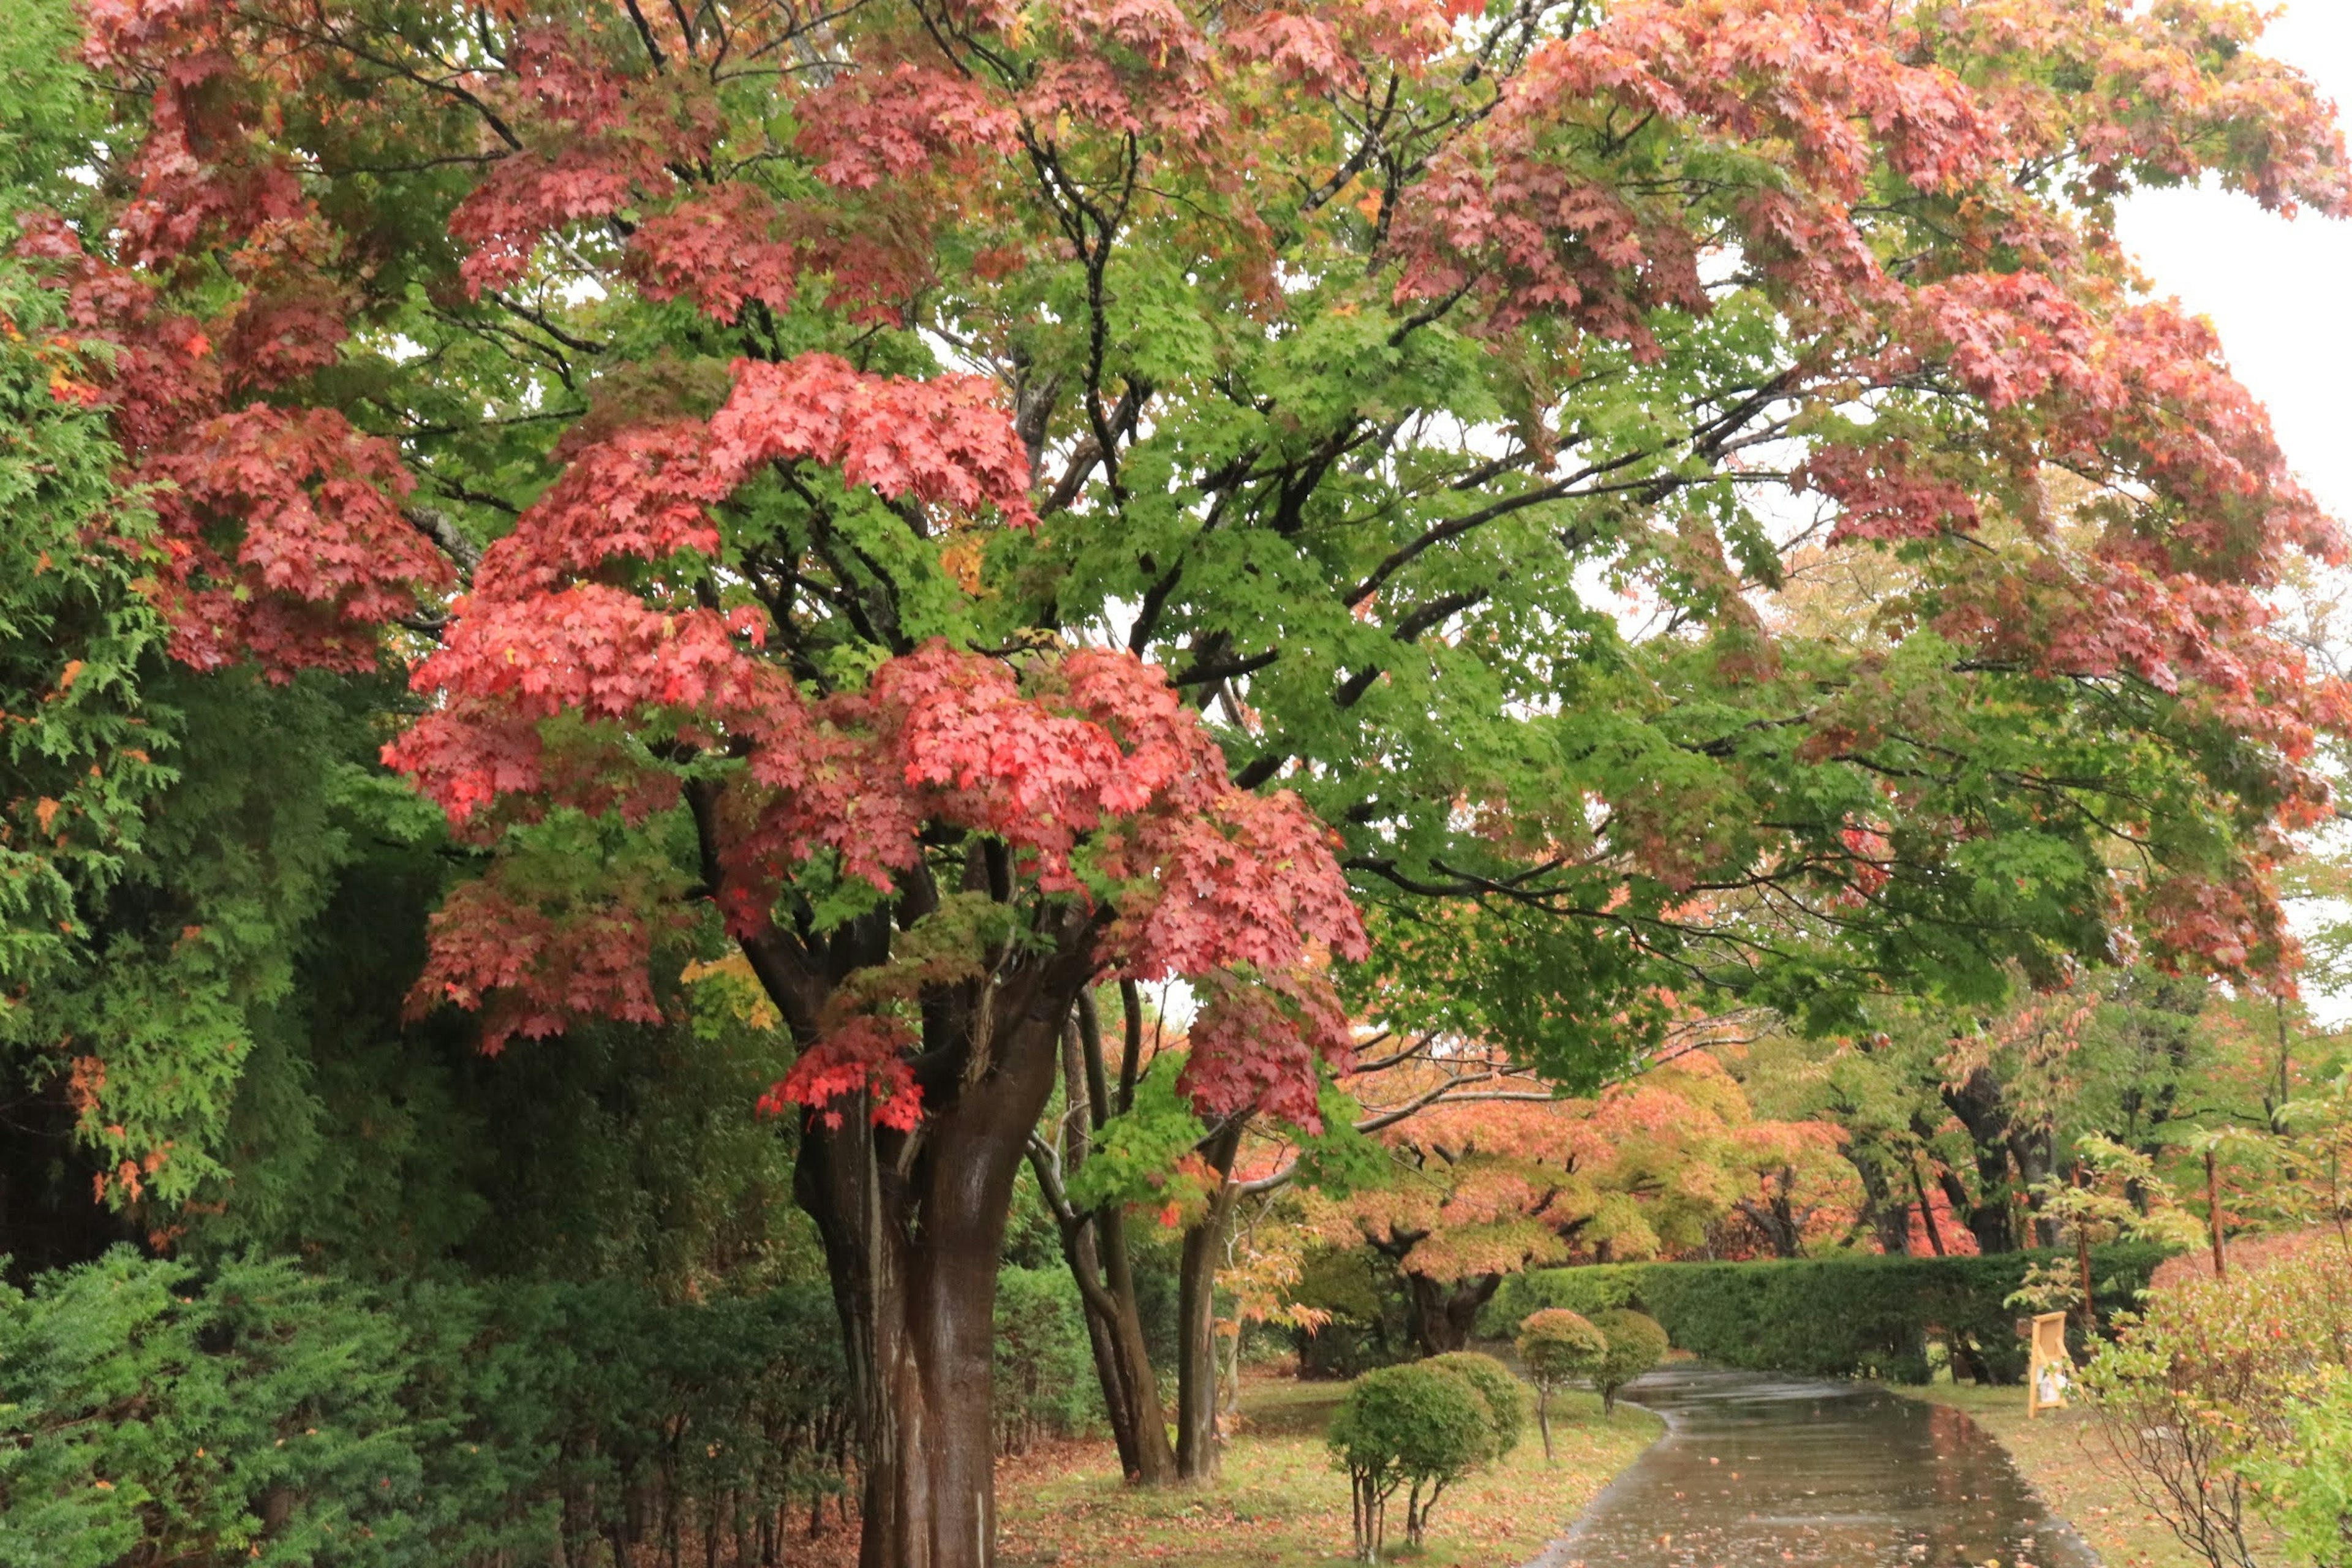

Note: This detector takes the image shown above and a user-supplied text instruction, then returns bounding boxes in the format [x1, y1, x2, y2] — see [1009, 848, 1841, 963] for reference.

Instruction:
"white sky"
[2116, 1, 2352, 519]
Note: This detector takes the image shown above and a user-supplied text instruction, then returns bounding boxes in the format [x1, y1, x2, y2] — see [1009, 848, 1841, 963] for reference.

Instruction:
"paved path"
[1526, 1366, 2100, 1568]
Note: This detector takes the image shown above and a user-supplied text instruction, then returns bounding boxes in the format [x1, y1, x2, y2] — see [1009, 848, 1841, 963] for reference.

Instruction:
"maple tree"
[1730, 952, 2351, 1264]
[26, 0, 2352, 1561]
[1305, 1047, 1852, 1349]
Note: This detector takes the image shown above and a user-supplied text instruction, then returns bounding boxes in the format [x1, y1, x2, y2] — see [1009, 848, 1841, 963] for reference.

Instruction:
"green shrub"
[2242, 1363, 2352, 1568]
[1292, 1246, 1416, 1378]
[0, 1251, 429, 1568]
[1591, 1310, 1668, 1415]
[1516, 1309, 1608, 1461]
[993, 1265, 1102, 1454]
[0, 1248, 850, 1568]
[1426, 1351, 1523, 1459]
[1326, 1362, 1494, 1562]
[2083, 1245, 2352, 1568]
[1488, 1245, 2174, 1385]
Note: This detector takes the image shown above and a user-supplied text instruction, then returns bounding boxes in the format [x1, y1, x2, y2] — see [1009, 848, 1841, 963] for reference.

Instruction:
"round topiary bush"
[1326, 1360, 1494, 1562]
[1516, 1308, 1609, 1459]
[1427, 1350, 1525, 1459]
[1591, 1308, 1670, 1415]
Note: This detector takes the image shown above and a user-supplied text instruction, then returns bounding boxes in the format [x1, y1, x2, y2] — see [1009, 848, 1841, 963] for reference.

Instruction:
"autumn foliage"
[1308, 1050, 1859, 1349]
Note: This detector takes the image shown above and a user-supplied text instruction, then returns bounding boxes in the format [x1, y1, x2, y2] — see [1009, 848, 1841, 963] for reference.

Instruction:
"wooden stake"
[2204, 1149, 2226, 1278]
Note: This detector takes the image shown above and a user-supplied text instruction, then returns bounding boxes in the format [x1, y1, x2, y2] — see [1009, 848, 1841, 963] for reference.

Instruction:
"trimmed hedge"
[1485, 1245, 2174, 1384]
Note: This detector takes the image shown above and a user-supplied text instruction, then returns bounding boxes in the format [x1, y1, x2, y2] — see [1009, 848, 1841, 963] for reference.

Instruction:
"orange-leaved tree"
[1307, 1047, 1855, 1350]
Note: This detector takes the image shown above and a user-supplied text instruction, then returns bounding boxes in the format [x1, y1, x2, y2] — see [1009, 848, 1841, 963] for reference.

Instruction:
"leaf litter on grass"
[998, 1376, 1662, 1568]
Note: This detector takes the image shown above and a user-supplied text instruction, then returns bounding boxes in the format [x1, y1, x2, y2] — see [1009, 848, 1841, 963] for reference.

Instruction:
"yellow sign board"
[2026, 1311, 2070, 1417]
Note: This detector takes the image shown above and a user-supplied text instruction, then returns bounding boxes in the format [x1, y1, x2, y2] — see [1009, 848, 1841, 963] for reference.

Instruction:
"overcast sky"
[2117, 1, 2352, 519]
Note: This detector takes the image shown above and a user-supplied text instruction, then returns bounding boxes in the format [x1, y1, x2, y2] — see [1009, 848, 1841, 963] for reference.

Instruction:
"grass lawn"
[1900, 1383, 2285, 1568]
[996, 1374, 1663, 1568]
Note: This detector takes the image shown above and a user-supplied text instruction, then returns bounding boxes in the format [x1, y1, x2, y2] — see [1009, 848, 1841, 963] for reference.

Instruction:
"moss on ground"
[996, 1374, 1662, 1567]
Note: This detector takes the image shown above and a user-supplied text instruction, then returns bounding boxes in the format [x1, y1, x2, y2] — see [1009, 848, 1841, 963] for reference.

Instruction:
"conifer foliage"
[22, 0, 2352, 1561]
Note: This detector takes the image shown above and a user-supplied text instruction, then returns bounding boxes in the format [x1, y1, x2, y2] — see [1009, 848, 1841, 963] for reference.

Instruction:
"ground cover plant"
[7, 0, 2352, 1562]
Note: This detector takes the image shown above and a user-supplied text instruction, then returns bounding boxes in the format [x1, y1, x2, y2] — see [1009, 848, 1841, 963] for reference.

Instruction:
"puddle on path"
[1526, 1365, 2100, 1568]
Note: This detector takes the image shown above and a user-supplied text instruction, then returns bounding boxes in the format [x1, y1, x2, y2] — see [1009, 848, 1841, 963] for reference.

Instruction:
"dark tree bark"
[1068, 1223, 1146, 1475]
[1731, 1165, 1807, 1257]
[798, 1072, 1047, 1568]
[1908, 1154, 1948, 1257]
[1941, 1068, 2020, 1253]
[731, 841, 1107, 1568]
[1852, 1154, 1915, 1255]
[1400, 1271, 1503, 1355]
[1176, 1118, 1245, 1482]
[1362, 1221, 1500, 1354]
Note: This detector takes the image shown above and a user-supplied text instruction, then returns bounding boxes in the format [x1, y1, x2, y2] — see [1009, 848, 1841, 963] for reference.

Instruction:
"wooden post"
[2204, 1149, 2227, 1278]
[2074, 1223, 2095, 1338]
[2072, 1162, 2095, 1340]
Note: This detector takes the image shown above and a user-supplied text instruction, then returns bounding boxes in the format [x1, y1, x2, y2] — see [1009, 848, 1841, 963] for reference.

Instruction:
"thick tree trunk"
[794, 993, 1076, 1568]
[1942, 1069, 2019, 1252]
[1402, 1272, 1501, 1356]
[1853, 1155, 1914, 1255]
[2011, 1128, 2058, 1246]
[729, 835, 1112, 1568]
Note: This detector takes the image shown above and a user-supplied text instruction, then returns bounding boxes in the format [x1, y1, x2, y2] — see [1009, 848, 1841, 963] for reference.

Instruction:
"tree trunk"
[1098, 1207, 1176, 1479]
[1035, 996, 1177, 1485]
[794, 995, 1072, 1568]
[1050, 1203, 1175, 1483]
[1401, 1271, 1501, 1355]
[1176, 1119, 1245, 1482]
[2011, 1127, 2058, 1246]
[1942, 1068, 2019, 1253]
[1909, 1155, 1948, 1257]
[1070, 1224, 1144, 1474]
[1076, 996, 1177, 1484]
[1853, 1154, 1914, 1256]
[734, 842, 1109, 1568]
[2205, 1150, 2228, 1278]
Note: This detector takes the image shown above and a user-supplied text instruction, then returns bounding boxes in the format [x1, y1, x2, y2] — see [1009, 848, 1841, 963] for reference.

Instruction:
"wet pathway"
[1527, 1366, 2100, 1568]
